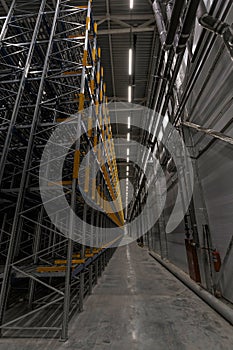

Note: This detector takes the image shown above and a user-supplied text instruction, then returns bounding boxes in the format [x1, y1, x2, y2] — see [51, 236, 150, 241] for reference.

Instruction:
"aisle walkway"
[1, 242, 233, 350]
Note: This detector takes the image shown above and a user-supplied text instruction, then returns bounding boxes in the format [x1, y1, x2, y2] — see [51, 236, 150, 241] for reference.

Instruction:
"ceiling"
[92, 0, 156, 103]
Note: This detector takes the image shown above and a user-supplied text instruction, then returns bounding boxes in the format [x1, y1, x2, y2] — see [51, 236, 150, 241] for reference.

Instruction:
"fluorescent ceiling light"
[127, 157, 129, 163]
[128, 86, 132, 103]
[127, 132, 130, 141]
[130, 0, 134, 9]
[129, 48, 132, 75]
[127, 148, 129, 156]
[127, 166, 129, 171]
[128, 116, 131, 129]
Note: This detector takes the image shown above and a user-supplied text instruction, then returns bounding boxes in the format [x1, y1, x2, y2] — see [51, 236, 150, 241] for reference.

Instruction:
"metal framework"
[0, 0, 123, 340]
[129, 0, 233, 301]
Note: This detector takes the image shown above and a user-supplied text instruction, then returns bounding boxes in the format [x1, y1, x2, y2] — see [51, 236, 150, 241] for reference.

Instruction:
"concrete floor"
[0, 242, 233, 350]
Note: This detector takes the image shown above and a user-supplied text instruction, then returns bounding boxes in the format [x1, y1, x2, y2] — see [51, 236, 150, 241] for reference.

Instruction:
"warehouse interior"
[0, 0, 233, 349]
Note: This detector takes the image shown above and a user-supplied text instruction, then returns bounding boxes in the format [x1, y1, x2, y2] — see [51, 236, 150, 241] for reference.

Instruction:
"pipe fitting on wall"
[176, 0, 201, 54]
[199, 14, 229, 36]
[197, 0, 233, 59]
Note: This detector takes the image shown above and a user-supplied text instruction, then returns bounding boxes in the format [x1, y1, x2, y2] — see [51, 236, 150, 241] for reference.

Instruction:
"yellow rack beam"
[37, 266, 76, 273]
[54, 259, 85, 265]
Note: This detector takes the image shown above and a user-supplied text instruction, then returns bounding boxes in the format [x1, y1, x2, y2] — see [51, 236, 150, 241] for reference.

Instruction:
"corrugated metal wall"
[150, 3, 233, 304]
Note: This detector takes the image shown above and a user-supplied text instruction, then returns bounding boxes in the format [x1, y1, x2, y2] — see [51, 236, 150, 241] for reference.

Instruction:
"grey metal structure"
[143, 0, 233, 306]
[0, 0, 123, 340]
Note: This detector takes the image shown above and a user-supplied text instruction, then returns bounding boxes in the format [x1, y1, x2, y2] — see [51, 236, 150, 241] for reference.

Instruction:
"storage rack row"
[0, 0, 123, 340]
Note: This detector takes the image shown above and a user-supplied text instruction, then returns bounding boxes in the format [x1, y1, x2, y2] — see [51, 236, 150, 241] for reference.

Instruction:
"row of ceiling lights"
[128, 0, 133, 103]
[128, 47, 133, 103]
[126, 1, 134, 212]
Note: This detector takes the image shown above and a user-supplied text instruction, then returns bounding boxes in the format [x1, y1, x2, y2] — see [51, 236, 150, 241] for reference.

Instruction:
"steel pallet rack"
[0, 0, 123, 340]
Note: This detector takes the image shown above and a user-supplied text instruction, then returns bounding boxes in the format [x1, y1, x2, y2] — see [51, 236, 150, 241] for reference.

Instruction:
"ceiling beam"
[138, 18, 155, 28]
[110, 17, 131, 28]
[96, 15, 155, 31]
[94, 15, 155, 21]
[98, 26, 155, 35]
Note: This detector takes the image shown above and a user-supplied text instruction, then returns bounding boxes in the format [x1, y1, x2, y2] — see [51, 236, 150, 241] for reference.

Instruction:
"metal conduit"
[151, 0, 185, 111]
[150, 251, 233, 326]
[157, 0, 201, 121]
[174, 0, 233, 125]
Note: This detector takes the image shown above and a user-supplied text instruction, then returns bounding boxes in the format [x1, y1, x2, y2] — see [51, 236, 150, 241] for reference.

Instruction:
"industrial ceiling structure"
[92, 0, 155, 104]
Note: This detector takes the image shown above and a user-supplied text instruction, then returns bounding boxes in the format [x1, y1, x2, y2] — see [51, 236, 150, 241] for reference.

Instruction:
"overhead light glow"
[130, 0, 134, 9]
[128, 116, 131, 129]
[128, 85, 132, 103]
[127, 132, 130, 141]
[127, 148, 130, 156]
[129, 48, 132, 75]
[127, 166, 129, 171]
[127, 157, 129, 163]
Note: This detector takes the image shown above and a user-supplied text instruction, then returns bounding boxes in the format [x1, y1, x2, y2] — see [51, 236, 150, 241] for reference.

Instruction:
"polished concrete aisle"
[0, 242, 233, 350]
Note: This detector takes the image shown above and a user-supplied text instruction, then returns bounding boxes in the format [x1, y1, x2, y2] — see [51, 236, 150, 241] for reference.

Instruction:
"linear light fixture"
[127, 148, 130, 156]
[129, 48, 132, 75]
[127, 132, 130, 141]
[128, 85, 132, 103]
[128, 116, 131, 129]
[130, 0, 134, 9]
